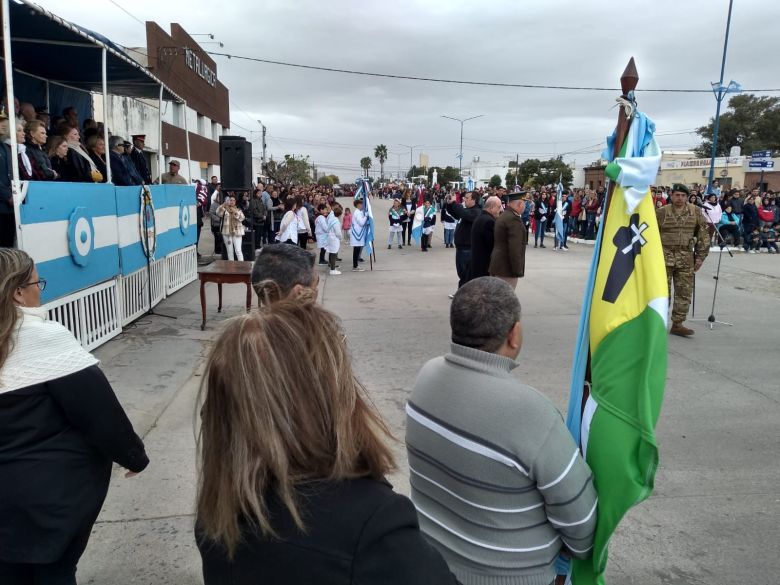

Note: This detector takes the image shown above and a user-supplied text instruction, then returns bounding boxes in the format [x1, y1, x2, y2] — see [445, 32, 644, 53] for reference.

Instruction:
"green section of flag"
[572, 306, 667, 585]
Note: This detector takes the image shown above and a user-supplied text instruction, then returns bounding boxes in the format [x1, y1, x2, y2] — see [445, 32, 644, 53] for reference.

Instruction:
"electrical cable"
[206, 51, 780, 94]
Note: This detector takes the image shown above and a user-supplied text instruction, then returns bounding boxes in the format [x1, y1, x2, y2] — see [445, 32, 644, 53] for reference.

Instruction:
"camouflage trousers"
[664, 247, 695, 324]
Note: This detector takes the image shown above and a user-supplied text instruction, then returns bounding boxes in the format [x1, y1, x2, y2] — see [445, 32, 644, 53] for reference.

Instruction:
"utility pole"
[441, 114, 484, 179]
[515, 153, 519, 188]
[399, 143, 423, 181]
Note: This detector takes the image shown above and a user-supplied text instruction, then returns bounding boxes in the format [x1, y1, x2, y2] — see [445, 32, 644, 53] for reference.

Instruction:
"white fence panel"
[45, 280, 122, 351]
[166, 245, 198, 295]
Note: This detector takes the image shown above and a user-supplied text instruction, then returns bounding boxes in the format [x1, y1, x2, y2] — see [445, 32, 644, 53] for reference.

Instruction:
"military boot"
[670, 322, 694, 337]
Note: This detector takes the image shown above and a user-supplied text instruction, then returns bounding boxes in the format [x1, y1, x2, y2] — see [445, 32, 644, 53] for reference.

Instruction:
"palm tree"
[360, 156, 372, 177]
[374, 144, 388, 181]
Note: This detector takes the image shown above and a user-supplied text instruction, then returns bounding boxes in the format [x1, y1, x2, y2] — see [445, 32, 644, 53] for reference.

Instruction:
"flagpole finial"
[621, 57, 639, 96]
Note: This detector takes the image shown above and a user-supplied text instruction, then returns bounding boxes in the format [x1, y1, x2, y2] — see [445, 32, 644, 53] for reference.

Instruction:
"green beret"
[672, 183, 690, 195]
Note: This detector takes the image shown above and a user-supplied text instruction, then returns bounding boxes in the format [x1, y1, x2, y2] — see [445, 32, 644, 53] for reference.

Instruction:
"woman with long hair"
[86, 135, 107, 183]
[216, 195, 246, 261]
[47, 135, 70, 181]
[195, 301, 456, 584]
[61, 125, 99, 183]
[0, 249, 148, 584]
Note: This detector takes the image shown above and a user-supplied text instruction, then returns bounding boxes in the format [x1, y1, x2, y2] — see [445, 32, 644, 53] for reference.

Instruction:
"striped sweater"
[405, 343, 597, 585]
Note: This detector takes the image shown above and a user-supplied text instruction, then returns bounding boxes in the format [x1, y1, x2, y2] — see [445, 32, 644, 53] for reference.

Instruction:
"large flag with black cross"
[565, 60, 668, 585]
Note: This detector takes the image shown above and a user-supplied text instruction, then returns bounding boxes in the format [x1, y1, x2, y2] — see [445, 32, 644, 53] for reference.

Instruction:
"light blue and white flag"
[410, 206, 424, 243]
[554, 175, 566, 245]
[353, 178, 375, 255]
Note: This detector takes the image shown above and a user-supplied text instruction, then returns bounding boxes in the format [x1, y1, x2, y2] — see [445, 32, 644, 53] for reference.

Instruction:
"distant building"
[419, 152, 430, 169]
[583, 160, 607, 190]
[462, 157, 511, 187]
[656, 151, 746, 190]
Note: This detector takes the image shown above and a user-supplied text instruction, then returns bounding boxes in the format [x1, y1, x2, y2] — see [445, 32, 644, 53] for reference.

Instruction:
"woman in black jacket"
[195, 300, 457, 585]
[742, 194, 759, 251]
[0, 249, 149, 585]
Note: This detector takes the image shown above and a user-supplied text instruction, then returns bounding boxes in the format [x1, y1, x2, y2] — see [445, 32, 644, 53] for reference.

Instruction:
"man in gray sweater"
[406, 277, 597, 585]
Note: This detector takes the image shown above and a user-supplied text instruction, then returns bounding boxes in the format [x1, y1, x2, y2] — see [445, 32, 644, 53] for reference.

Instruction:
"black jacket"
[447, 202, 480, 249]
[64, 148, 94, 182]
[0, 143, 12, 214]
[0, 365, 148, 564]
[470, 210, 496, 278]
[25, 141, 57, 180]
[197, 478, 458, 585]
[742, 202, 758, 228]
[130, 147, 152, 184]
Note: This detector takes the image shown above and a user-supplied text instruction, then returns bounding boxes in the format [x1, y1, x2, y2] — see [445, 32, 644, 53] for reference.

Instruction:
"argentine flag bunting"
[566, 109, 667, 585]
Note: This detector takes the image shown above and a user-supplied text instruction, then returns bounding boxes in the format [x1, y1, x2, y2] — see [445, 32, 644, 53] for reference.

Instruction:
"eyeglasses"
[21, 279, 46, 291]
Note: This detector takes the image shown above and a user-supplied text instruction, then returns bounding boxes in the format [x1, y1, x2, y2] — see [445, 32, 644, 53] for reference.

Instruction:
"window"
[197, 114, 207, 137]
[211, 121, 219, 141]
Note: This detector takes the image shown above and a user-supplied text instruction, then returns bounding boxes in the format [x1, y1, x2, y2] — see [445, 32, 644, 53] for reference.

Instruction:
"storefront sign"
[184, 48, 217, 87]
[660, 156, 743, 170]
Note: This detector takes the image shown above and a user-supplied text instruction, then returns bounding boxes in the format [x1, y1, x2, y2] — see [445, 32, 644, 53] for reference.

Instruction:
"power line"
[106, 0, 145, 26]
[207, 51, 780, 94]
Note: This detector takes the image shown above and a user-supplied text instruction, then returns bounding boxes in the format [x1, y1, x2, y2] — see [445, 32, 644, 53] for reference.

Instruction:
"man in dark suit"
[489, 191, 528, 289]
[446, 191, 481, 289]
[130, 135, 151, 184]
[469, 195, 502, 280]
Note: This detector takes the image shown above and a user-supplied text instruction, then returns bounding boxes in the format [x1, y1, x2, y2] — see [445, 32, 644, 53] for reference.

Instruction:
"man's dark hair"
[317, 203, 328, 212]
[450, 277, 521, 353]
[251, 243, 316, 303]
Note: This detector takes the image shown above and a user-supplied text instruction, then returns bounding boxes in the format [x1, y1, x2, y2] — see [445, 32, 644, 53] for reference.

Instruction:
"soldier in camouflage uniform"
[656, 183, 710, 336]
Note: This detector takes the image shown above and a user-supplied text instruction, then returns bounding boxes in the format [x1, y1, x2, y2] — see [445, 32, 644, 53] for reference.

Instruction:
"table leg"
[217, 282, 223, 313]
[199, 280, 207, 331]
[245, 282, 252, 313]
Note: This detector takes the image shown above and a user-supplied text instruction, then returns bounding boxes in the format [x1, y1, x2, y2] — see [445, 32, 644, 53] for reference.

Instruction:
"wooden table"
[198, 260, 254, 330]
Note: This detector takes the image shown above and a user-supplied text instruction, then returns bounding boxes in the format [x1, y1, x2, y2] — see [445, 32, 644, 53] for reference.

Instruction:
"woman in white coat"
[276, 198, 300, 245]
[348, 198, 368, 272]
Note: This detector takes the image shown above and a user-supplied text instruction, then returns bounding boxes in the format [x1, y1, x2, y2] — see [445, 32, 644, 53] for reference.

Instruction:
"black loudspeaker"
[219, 136, 252, 191]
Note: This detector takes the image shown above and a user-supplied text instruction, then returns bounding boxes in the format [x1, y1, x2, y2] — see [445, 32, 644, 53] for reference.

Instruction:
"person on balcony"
[62, 126, 99, 183]
[108, 136, 138, 186]
[47, 136, 71, 182]
[24, 120, 57, 181]
[86, 135, 107, 183]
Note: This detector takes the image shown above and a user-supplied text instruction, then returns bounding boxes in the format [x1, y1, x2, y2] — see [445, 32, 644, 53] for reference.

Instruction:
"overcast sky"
[36, 0, 780, 177]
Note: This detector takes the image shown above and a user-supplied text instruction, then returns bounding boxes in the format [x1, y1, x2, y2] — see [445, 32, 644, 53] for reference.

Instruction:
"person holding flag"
[553, 178, 570, 251]
[564, 59, 668, 585]
[420, 199, 437, 252]
[349, 179, 374, 272]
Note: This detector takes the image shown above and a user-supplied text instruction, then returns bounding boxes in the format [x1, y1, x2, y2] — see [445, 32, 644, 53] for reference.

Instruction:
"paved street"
[79, 198, 780, 585]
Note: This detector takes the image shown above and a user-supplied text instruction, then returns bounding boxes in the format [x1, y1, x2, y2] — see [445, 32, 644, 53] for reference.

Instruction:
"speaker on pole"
[219, 136, 253, 191]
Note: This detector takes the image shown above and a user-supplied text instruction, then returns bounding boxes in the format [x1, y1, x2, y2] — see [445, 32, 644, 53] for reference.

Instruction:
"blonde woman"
[0, 249, 148, 584]
[195, 301, 456, 585]
[217, 195, 246, 261]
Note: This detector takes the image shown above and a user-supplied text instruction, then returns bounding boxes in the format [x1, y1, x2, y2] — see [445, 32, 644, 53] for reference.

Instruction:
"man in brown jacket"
[489, 191, 528, 289]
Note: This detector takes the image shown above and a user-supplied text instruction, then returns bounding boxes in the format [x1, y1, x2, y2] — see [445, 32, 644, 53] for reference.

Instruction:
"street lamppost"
[441, 114, 484, 180]
[706, 0, 741, 195]
[399, 143, 423, 181]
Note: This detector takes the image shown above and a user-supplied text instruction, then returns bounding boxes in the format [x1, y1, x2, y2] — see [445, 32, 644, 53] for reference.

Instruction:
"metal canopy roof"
[3, 0, 182, 102]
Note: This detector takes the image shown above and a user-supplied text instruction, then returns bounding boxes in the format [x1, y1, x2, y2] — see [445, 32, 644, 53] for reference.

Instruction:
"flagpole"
[578, 58, 639, 418]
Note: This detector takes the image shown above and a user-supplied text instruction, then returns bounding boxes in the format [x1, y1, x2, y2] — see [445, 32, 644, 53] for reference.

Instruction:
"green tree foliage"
[317, 174, 340, 187]
[374, 144, 388, 180]
[264, 154, 312, 186]
[489, 174, 502, 188]
[505, 170, 520, 188]
[694, 94, 780, 158]
[516, 157, 573, 187]
[406, 165, 428, 181]
[428, 166, 460, 185]
[360, 156, 372, 177]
